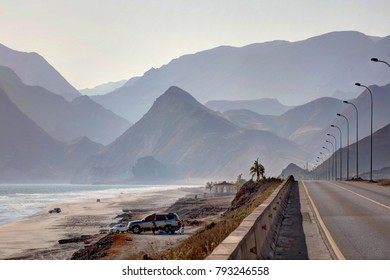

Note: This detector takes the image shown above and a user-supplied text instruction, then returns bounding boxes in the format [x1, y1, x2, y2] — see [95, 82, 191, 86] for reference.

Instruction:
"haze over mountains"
[92, 31, 390, 123]
[73, 87, 309, 183]
[0, 87, 102, 182]
[224, 83, 390, 152]
[205, 98, 293, 116]
[79, 79, 127, 96]
[0, 43, 80, 101]
[0, 66, 131, 145]
[0, 30, 389, 183]
[222, 97, 347, 144]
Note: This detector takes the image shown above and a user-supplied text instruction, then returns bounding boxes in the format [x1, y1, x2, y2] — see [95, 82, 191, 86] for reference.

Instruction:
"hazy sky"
[1, 0, 390, 89]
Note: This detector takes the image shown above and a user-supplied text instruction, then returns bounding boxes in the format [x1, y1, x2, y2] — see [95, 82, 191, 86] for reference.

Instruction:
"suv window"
[145, 215, 155, 221]
[156, 215, 165, 221]
[166, 214, 176, 220]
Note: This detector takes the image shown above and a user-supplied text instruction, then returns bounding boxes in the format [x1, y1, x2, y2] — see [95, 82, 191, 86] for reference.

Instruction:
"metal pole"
[320, 152, 328, 180]
[332, 125, 343, 180]
[322, 147, 331, 181]
[337, 114, 350, 180]
[327, 134, 338, 180]
[355, 83, 373, 181]
[344, 101, 359, 179]
[317, 157, 325, 180]
[326, 140, 335, 180]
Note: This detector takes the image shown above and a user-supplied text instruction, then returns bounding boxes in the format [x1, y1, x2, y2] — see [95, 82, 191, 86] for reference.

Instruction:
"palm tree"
[250, 158, 265, 182]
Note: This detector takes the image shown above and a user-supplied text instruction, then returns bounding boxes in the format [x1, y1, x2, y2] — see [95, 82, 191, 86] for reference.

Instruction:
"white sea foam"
[0, 184, 200, 225]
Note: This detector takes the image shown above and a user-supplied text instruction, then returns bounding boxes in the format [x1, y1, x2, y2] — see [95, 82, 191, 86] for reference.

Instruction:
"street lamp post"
[331, 125, 343, 180]
[371, 57, 390, 68]
[344, 101, 359, 179]
[355, 83, 373, 181]
[326, 140, 335, 180]
[327, 134, 338, 180]
[337, 113, 350, 180]
[317, 156, 325, 180]
[320, 151, 329, 180]
[322, 146, 331, 181]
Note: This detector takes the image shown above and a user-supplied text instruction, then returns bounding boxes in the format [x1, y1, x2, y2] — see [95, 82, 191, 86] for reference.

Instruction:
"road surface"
[302, 180, 390, 259]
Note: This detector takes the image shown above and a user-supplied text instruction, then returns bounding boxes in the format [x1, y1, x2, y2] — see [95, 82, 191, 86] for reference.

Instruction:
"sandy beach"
[0, 186, 205, 260]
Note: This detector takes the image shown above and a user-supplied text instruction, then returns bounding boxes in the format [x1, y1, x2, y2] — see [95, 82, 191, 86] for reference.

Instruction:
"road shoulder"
[274, 181, 333, 260]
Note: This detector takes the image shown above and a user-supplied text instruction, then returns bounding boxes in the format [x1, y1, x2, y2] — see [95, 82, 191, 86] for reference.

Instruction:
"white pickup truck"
[109, 223, 128, 233]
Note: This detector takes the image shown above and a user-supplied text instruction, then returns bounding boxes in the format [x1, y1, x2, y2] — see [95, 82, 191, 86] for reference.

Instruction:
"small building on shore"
[213, 181, 236, 193]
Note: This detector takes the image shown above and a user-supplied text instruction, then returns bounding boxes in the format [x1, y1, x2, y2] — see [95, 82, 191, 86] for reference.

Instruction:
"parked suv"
[109, 223, 128, 233]
[128, 213, 182, 234]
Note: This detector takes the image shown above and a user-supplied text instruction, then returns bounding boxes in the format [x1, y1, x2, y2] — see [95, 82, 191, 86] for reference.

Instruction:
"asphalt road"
[302, 180, 390, 260]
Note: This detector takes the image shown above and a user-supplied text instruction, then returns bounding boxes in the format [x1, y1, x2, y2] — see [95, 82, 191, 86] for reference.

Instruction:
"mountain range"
[205, 98, 293, 116]
[222, 97, 347, 144]
[79, 79, 128, 96]
[0, 43, 80, 101]
[0, 86, 102, 182]
[223, 82, 390, 152]
[91, 31, 390, 123]
[0, 66, 131, 145]
[73, 86, 309, 183]
[1, 31, 390, 183]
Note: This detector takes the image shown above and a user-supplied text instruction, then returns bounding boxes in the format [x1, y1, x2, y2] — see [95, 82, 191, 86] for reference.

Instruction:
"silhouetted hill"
[79, 79, 128, 96]
[0, 86, 64, 182]
[0, 86, 104, 182]
[280, 163, 311, 181]
[222, 97, 345, 144]
[205, 98, 293, 115]
[74, 86, 309, 183]
[0, 66, 131, 145]
[276, 97, 346, 143]
[0, 43, 80, 101]
[222, 109, 276, 131]
[92, 31, 390, 122]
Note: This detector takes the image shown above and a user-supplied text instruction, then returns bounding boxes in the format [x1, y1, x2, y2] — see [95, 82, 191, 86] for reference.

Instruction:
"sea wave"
[0, 184, 200, 225]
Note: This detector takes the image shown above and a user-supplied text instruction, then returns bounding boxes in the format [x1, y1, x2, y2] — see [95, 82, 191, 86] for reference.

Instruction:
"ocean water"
[0, 184, 190, 225]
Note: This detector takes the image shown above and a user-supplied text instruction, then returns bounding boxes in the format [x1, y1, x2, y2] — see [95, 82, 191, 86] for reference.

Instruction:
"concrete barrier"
[207, 175, 294, 260]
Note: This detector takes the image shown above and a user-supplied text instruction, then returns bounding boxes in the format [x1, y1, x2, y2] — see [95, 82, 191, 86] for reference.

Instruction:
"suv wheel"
[132, 226, 141, 234]
[164, 225, 172, 234]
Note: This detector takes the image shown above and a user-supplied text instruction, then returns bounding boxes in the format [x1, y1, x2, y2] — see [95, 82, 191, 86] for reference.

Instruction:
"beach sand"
[0, 186, 204, 260]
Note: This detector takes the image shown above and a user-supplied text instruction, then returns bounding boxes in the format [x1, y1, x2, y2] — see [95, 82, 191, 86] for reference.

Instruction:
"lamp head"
[343, 100, 349, 104]
[337, 113, 341, 116]
[331, 125, 335, 127]
[327, 133, 331, 136]
[371, 57, 379, 62]
[355, 82, 361, 87]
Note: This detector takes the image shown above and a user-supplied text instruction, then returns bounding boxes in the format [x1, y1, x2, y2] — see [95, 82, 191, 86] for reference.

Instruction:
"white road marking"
[301, 181, 345, 260]
[329, 182, 390, 210]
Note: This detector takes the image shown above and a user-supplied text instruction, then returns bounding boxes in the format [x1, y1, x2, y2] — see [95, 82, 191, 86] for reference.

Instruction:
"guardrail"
[207, 175, 294, 260]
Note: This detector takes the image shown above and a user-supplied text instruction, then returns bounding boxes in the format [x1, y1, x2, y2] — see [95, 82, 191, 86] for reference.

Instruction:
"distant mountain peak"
[153, 86, 199, 108]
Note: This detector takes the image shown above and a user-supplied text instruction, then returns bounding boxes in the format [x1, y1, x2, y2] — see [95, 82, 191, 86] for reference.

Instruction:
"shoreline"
[0, 186, 204, 260]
